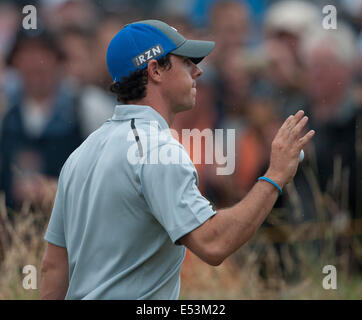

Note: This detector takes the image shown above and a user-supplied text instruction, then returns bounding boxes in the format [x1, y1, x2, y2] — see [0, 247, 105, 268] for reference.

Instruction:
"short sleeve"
[44, 169, 66, 248]
[139, 142, 216, 244]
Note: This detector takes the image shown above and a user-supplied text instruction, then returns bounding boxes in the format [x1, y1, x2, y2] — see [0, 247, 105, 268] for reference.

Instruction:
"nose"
[192, 64, 203, 79]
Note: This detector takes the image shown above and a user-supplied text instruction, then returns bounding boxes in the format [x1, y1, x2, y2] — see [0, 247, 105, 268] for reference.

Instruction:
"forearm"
[211, 176, 280, 261]
[40, 266, 69, 299]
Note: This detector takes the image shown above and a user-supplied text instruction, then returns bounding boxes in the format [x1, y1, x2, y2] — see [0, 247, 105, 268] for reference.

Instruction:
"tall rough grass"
[0, 194, 46, 299]
[180, 162, 362, 299]
[0, 163, 361, 299]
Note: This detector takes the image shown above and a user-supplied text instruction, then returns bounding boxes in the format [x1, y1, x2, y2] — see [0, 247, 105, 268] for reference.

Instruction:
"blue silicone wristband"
[258, 176, 283, 196]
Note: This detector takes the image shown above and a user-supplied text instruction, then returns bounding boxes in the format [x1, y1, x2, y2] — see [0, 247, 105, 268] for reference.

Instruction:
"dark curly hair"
[109, 54, 172, 104]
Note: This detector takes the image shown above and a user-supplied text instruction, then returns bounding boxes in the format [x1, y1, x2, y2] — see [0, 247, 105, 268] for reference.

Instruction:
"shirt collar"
[111, 104, 170, 130]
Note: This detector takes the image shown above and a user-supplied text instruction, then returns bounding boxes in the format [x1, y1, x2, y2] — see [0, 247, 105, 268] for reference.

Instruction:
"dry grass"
[0, 194, 46, 300]
[180, 238, 362, 300]
[0, 167, 361, 300]
[179, 168, 362, 300]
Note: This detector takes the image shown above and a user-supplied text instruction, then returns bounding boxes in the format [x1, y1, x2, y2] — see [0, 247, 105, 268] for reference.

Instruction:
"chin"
[174, 99, 195, 113]
[185, 100, 196, 111]
[175, 105, 193, 114]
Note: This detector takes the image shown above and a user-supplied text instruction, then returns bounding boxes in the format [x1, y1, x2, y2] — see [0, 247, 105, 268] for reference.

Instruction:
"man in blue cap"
[40, 20, 314, 299]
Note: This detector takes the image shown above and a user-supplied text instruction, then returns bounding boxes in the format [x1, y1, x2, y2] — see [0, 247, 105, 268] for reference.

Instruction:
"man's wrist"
[258, 176, 283, 195]
[263, 170, 286, 189]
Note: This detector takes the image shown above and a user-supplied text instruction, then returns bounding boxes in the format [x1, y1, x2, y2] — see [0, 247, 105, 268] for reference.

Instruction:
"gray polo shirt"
[44, 104, 216, 300]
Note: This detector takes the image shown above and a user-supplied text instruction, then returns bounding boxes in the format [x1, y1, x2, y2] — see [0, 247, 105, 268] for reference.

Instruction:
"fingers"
[289, 110, 305, 129]
[276, 109, 315, 149]
[298, 130, 315, 148]
[276, 109, 315, 154]
[279, 110, 304, 138]
[290, 115, 309, 140]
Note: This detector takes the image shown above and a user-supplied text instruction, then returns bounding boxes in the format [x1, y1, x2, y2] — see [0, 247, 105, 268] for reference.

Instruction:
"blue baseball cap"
[106, 19, 215, 83]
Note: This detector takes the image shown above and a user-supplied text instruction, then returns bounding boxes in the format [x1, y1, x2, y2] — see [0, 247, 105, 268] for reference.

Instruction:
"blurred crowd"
[0, 0, 361, 229]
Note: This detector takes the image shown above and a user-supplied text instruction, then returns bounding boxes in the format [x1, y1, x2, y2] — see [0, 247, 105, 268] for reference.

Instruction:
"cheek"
[164, 68, 193, 98]
[184, 75, 194, 92]
[173, 77, 192, 96]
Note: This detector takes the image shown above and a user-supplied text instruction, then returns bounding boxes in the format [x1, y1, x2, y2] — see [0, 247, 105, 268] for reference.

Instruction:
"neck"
[129, 95, 175, 127]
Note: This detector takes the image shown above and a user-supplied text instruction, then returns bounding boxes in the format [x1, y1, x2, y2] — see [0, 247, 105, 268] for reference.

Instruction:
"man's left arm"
[40, 242, 69, 300]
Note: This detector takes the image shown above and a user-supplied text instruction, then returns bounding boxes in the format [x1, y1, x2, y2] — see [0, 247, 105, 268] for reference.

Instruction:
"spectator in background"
[204, 48, 253, 207]
[59, 26, 95, 87]
[294, 23, 359, 221]
[264, 0, 321, 60]
[0, 29, 83, 211]
[206, 48, 284, 206]
[258, 0, 321, 119]
[204, 2, 254, 180]
[41, 0, 99, 32]
[90, 14, 124, 91]
[58, 26, 114, 138]
[207, 0, 251, 126]
[208, 0, 250, 68]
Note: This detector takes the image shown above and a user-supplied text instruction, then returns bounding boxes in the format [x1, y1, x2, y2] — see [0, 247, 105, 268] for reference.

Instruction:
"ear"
[147, 59, 162, 83]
